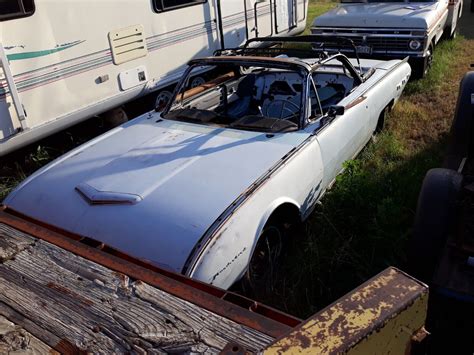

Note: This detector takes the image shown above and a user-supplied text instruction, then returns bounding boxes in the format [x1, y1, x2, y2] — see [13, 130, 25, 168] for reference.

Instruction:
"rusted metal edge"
[263, 267, 428, 354]
[0, 208, 300, 340]
[345, 95, 367, 110]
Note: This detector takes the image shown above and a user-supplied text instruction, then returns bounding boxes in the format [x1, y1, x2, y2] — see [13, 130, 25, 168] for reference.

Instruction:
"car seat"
[227, 74, 257, 118]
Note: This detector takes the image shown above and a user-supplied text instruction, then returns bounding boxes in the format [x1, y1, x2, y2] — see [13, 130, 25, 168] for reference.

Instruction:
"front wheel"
[243, 223, 284, 294]
[412, 44, 434, 79]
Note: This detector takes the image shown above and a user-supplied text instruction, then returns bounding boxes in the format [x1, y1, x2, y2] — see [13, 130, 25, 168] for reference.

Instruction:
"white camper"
[0, 0, 308, 156]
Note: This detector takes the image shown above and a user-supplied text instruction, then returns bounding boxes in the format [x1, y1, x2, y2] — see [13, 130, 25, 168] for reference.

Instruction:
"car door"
[311, 59, 371, 188]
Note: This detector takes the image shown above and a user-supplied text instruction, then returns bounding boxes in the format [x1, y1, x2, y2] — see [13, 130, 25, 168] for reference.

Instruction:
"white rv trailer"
[0, 0, 308, 156]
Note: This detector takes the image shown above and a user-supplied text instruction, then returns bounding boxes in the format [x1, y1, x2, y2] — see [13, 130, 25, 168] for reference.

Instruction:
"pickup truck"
[311, 0, 463, 78]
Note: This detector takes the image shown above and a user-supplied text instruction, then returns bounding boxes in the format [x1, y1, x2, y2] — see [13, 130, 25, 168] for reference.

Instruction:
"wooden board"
[0, 223, 274, 353]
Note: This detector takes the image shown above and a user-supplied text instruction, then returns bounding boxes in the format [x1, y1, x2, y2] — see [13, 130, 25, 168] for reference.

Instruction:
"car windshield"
[162, 63, 306, 133]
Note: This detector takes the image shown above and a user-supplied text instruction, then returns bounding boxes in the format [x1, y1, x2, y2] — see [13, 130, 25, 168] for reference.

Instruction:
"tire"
[412, 44, 434, 79]
[408, 168, 463, 283]
[103, 107, 129, 127]
[450, 29, 457, 40]
[444, 72, 474, 170]
[190, 76, 206, 88]
[242, 221, 285, 294]
[239, 211, 300, 296]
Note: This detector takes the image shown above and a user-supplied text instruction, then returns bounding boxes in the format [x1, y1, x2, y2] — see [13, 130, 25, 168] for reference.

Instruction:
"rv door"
[275, 0, 297, 33]
[0, 43, 27, 143]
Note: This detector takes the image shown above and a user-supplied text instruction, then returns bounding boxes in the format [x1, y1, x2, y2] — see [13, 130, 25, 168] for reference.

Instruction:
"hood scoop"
[76, 183, 142, 205]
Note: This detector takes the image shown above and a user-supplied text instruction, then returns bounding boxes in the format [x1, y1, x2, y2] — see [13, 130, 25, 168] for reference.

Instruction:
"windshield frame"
[162, 59, 312, 132]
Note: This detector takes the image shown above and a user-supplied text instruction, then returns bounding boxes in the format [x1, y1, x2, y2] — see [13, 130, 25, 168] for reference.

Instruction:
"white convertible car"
[2, 38, 411, 290]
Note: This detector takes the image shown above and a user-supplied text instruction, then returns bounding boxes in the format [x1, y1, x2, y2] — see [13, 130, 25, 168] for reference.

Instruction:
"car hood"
[4, 116, 309, 273]
[313, 3, 442, 29]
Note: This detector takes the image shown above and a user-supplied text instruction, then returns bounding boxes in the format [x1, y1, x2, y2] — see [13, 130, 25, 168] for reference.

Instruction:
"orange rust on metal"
[345, 96, 367, 110]
[411, 326, 430, 343]
[0, 209, 299, 338]
[263, 267, 429, 354]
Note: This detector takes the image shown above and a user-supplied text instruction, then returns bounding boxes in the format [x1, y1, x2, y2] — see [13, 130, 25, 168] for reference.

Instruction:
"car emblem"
[362, 35, 367, 43]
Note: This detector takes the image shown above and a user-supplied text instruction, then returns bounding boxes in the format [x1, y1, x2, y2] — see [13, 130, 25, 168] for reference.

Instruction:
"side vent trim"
[109, 25, 148, 65]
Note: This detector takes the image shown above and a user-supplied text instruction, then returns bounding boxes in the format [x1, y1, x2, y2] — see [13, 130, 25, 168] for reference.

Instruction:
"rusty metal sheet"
[263, 267, 429, 354]
[0, 208, 300, 339]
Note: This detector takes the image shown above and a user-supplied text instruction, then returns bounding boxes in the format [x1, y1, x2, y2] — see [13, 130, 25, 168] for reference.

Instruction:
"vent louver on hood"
[109, 24, 148, 65]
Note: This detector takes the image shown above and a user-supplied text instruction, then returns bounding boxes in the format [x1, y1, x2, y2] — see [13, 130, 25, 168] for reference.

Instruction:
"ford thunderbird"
[2, 39, 411, 290]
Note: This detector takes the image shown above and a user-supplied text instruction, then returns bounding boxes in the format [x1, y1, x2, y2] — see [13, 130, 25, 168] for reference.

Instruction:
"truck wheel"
[444, 72, 474, 169]
[412, 44, 434, 79]
[407, 168, 463, 283]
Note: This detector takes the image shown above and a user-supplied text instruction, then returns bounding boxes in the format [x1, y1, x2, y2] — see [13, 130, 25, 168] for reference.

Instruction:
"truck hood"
[4, 115, 309, 273]
[313, 3, 442, 29]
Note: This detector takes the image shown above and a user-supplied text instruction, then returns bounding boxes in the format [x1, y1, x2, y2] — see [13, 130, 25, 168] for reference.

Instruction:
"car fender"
[254, 197, 301, 242]
[188, 196, 302, 289]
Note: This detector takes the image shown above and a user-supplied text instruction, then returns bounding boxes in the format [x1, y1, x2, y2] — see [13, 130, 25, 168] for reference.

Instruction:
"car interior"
[165, 61, 357, 133]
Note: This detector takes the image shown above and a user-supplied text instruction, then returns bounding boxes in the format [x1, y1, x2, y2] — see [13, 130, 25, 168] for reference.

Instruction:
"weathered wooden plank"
[0, 313, 57, 354]
[0, 224, 35, 262]
[0, 223, 273, 353]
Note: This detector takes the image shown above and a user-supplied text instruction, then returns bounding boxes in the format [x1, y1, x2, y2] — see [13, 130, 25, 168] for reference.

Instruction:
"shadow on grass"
[247, 133, 448, 319]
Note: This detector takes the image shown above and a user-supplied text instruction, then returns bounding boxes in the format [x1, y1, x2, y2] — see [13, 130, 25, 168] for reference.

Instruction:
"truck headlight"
[409, 39, 422, 50]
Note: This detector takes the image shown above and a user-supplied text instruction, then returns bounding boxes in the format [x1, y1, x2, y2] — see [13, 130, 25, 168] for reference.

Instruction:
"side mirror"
[328, 105, 345, 117]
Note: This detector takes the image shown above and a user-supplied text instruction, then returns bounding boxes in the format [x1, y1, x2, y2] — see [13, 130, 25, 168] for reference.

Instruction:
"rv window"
[0, 0, 35, 21]
[154, 0, 206, 12]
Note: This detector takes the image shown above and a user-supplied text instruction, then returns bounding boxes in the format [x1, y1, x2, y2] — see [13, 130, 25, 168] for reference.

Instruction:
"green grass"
[304, 0, 337, 34]
[405, 37, 463, 94]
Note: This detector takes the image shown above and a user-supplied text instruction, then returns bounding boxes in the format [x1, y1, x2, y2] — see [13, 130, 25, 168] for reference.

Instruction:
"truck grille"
[311, 28, 425, 53]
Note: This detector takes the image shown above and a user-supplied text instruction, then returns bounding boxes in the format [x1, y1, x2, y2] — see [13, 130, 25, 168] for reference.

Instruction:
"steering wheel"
[263, 99, 300, 121]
